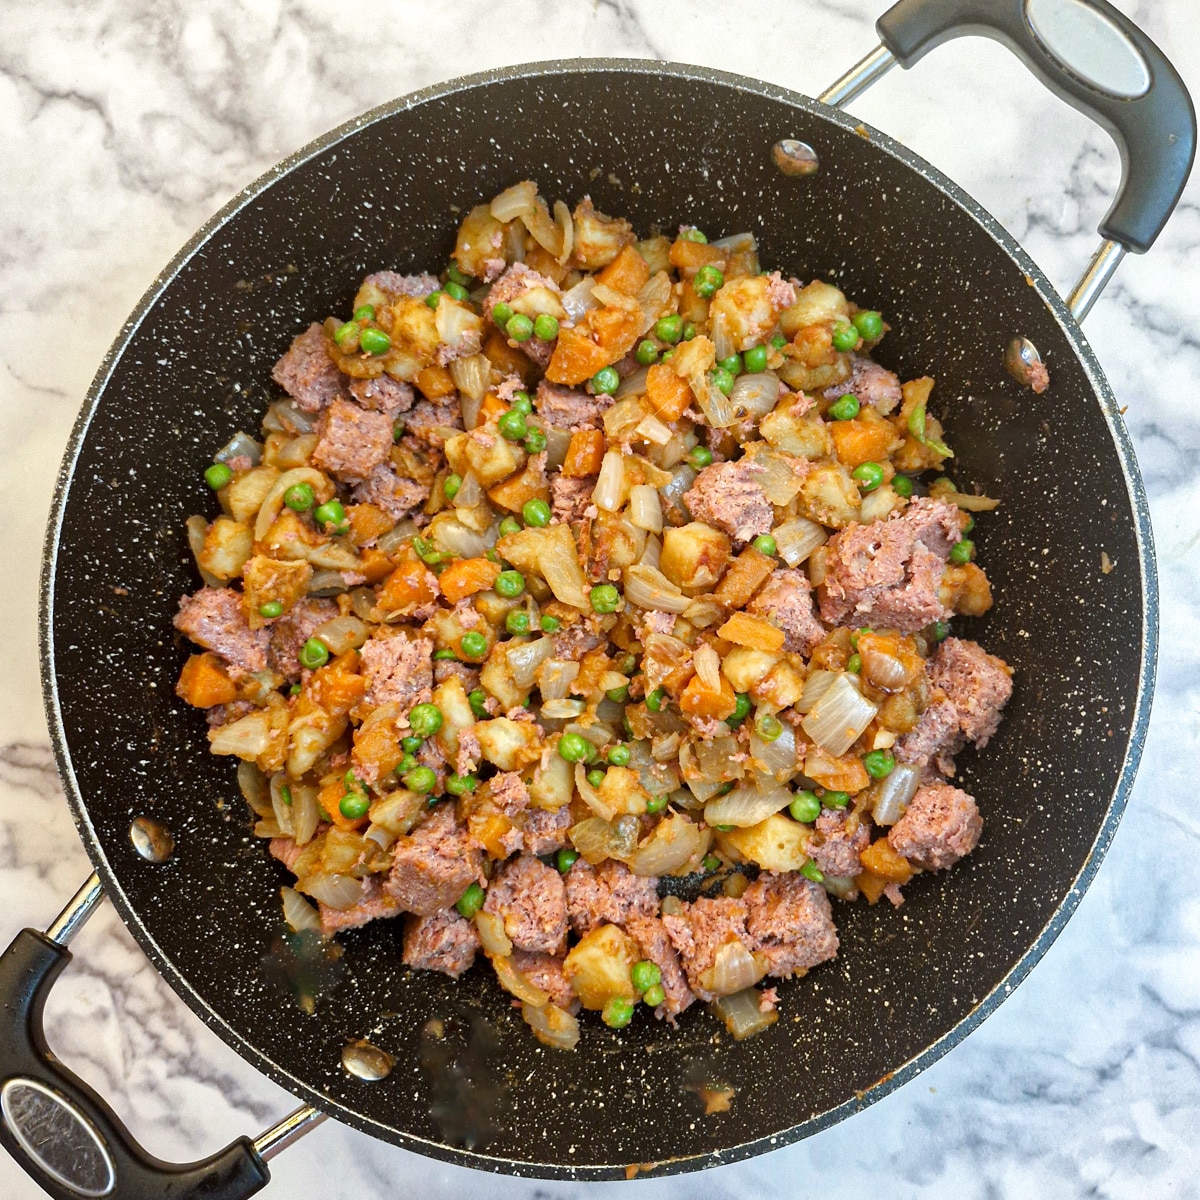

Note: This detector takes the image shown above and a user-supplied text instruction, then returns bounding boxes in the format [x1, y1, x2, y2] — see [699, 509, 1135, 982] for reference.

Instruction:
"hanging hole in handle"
[1024, 0, 1151, 99]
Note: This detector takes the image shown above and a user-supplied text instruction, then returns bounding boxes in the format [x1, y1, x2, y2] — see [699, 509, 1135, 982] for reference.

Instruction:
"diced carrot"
[311, 651, 367, 717]
[357, 547, 395, 585]
[546, 325, 611, 386]
[488, 460, 550, 513]
[437, 557, 501, 604]
[176, 653, 238, 708]
[478, 392, 510, 424]
[677, 277, 709, 325]
[319, 778, 367, 832]
[679, 672, 737, 721]
[468, 811, 516, 859]
[718, 612, 785, 654]
[712, 546, 775, 608]
[858, 838, 914, 884]
[415, 364, 457, 400]
[854, 870, 890, 904]
[562, 429, 605, 478]
[588, 305, 641, 357]
[524, 243, 570, 286]
[596, 243, 651, 296]
[377, 549, 439, 613]
[346, 503, 394, 547]
[483, 328, 534, 381]
[668, 239, 726, 272]
[803, 746, 871, 794]
[829, 413, 901, 468]
[645, 363, 692, 422]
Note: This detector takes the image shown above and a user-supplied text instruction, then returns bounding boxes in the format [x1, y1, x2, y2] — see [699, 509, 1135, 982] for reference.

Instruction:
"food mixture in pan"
[175, 182, 1013, 1048]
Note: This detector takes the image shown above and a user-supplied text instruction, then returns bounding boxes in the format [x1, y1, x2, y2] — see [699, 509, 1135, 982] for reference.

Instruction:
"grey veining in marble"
[2, 1, 1200, 1196]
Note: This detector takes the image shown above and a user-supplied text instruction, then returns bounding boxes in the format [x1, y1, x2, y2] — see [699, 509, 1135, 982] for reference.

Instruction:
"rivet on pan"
[341, 1040, 393, 1082]
[1004, 337, 1050, 393]
[129, 817, 175, 863]
[772, 139, 819, 177]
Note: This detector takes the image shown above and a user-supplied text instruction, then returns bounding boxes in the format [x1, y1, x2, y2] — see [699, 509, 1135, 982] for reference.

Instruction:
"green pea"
[950, 539, 975, 565]
[204, 463, 232, 490]
[556, 848, 579, 873]
[445, 773, 477, 796]
[605, 685, 629, 704]
[635, 339, 660, 366]
[642, 984, 666, 1008]
[522, 426, 547, 454]
[743, 345, 769, 373]
[823, 790, 850, 811]
[455, 882, 485, 919]
[447, 262, 471, 287]
[586, 767, 607, 789]
[645, 794, 668, 814]
[498, 515, 523, 538]
[283, 482, 315, 512]
[853, 462, 885, 492]
[510, 390, 533, 415]
[258, 600, 283, 619]
[962, 514, 976, 534]
[607, 744, 631, 766]
[359, 327, 391, 356]
[631, 960, 662, 992]
[459, 631, 488, 660]
[729, 693, 752, 726]
[491, 300, 513, 326]
[852, 310, 884, 340]
[718, 353, 743, 376]
[752, 534, 777, 557]
[401, 735, 423, 753]
[645, 687, 666, 713]
[506, 313, 534, 342]
[591, 366, 620, 396]
[687, 445, 714, 469]
[714, 824, 734, 832]
[444, 281, 471, 304]
[332, 321, 360, 348]
[289, 683, 302, 696]
[403, 766, 437, 794]
[425, 290, 445, 309]
[755, 714, 783, 742]
[533, 313, 559, 341]
[408, 703, 444, 737]
[680, 227, 707, 243]
[602, 996, 635, 1029]
[770, 333, 788, 350]
[443, 473, 462, 500]
[892, 474, 914, 498]
[557, 732, 592, 763]
[801, 860, 825, 883]
[654, 314, 683, 344]
[313, 499, 347, 531]
[505, 610, 530, 635]
[298, 638, 329, 670]
[863, 749, 896, 779]
[498, 409, 528, 441]
[396, 753, 418, 774]
[929, 620, 949, 643]
[280, 784, 293, 805]
[789, 790, 822, 823]
[710, 366, 735, 395]
[540, 615, 561, 633]
[494, 570, 525, 599]
[590, 584, 621, 614]
[393, 419, 405, 443]
[693, 264, 724, 298]
[339, 791, 370, 820]
[344, 769, 361, 790]
[522, 498, 551, 527]
[682, 321, 697, 341]
[828, 394, 860, 421]
[831, 323, 860, 352]
[433, 652, 458, 668]
[846, 652, 862, 674]
[352, 306, 374, 324]
[702, 854, 721, 872]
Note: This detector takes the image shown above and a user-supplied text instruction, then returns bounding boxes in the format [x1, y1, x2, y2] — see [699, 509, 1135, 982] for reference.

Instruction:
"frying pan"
[2, 0, 1193, 1194]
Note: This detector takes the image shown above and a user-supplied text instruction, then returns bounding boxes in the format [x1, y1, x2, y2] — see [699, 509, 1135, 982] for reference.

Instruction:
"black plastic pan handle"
[0, 876, 278, 1200]
[875, 0, 1196, 254]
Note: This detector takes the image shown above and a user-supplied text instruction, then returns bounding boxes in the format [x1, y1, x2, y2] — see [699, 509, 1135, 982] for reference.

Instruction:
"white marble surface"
[2, 1, 1200, 1196]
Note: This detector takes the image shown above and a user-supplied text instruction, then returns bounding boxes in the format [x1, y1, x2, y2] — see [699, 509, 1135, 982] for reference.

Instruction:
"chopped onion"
[301, 873, 366, 911]
[796, 669, 839, 714]
[801, 674, 879, 756]
[640, 534, 662, 571]
[312, 614, 369, 656]
[686, 776, 729, 803]
[625, 813, 704, 876]
[634, 413, 673, 446]
[449, 353, 491, 405]
[931, 486, 1001, 513]
[435, 299, 482, 355]
[291, 784, 322, 846]
[214, 430, 262, 466]
[522, 1001, 580, 1051]
[254, 467, 330, 542]
[729, 373, 781, 420]
[822, 875, 859, 901]
[537, 658, 580, 701]
[703, 782, 793, 828]
[430, 514, 489, 558]
[711, 232, 758, 254]
[542, 426, 572, 472]
[651, 731, 682, 762]
[751, 448, 806, 505]
[689, 368, 737, 428]
[623, 563, 690, 613]
[537, 525, 589, 609]
[553, 199, 574, 266]
[693, 644, 722, 692]
[660, 463, 697, 520]
[561, 276, 597, 322]
[254, 819, 283, 839]
[237, 760, 272, 818]
[492, 955, 551, 1006]
[281, 886, 322, 934]
[541, 698, 586, 720]
[861, 645, 911, 691]
[454, 472, 485, 510]
[522, 198, 564, 259]
[209, 710, 273, 760]
[749, 723, 798, 781]
[490, 180, 537, 222]
[615, 367, 649, 400]
[593, 449, 626, 512]
[774, 517, 828, 567]
[628, 484, 664, 533]
[872, 763, 920, 826]
[636, 271, 673, 335]
[569, 816, 616, 864]
[307, 569, 353, 597]
[186, 515, 223, 589]
[682, 596, 725, 629]
[262, 399, 315, 435]
[697, 941, 767, 997]
[711, 987, 778, 1040]
[271, 774, 295, 838]
[689, 735, 744, 783]
[368, 790, 425, 839]
[507, 636, 556, 688]
[475, 911, 513, 957]
[376, 519, 419, 556]
[710, 311, 736, 362]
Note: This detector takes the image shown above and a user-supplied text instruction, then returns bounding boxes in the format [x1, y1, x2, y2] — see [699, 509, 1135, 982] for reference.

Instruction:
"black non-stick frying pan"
[2, 0, 1193, 1194]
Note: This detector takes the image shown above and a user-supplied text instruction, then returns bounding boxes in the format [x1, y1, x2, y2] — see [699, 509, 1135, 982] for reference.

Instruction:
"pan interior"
[43, 63, 1148, 1178]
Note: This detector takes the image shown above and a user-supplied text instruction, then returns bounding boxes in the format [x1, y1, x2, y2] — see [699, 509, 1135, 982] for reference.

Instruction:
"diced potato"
[388, 296, 441, 366]
[859, 838, 914, 883]
[571, 198, 635, 270]
[199, 517, 254, 582]
[580, 511, 645, 580]
[749, 660, 805, 709]
[438, 557, 501, 604]
[596, 243, 651, 296]
[760, 403, 833, 460]
[660, 523, 731, 591]
[859, 483, 901, 523]
[505, 280, 567, 323]
[940, 563, 993, 617]
[779, 280, 850, 335]
[445, 427, 523, 487]
[721, 646, 779, 694]
[432, 675, 477, 762]
[798, 463, 861, 529]
[479, 649, 525, 710]
[454, 204, 506, 279]
[719, 814, 812, 872]
[529, 748, 573, 810]
[718, 612, 785, 654]
[829, 410, 903, 468]
[707, 275, 779, 351]
[712, 546, 776, 608]
[225, 466, 280, 524]
[636, 236, 672, 275]
[563, 923, 638, 1009]
[475, 717, 542, 771]
[176, 653, 238, 708]
[595, 765, 650, 816]
[241, 555, 312, 629]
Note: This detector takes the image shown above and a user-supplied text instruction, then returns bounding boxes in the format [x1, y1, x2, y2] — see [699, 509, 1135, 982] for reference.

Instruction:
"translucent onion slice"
[449, 353, 491, 405]
[615, 367, 649, 401]
[281, 886, 323, 934]
[507, 636, 555, 689]
[710, 232, 758, 254]
[593, 449, 626, 512]
[541, 698, 586, 720]
[628, 484, 664, 532]
[796, 669, 839, 714]
[561, 276, 597, 322]
[522, 1001, 580, 1051]
[536, 658, 580, 701]
[312, 614, 369, 656]
[215, 430, 262, 466]
[237, 760, 272, 818]
[693, 643, 722, 692]
[774, 517, 828, 567]
[625, 813, 704, 877]
[475, 911, 513, 957]
[492, 955, 551, 1006]
[633, 413, 673, 447]
[703, 782, 793, 829]
[711, 987, 778, 1040]
[749, 724, 798, 782]
[186, 515, 224, 589]
[623, 563, 691, 613]
[801, 674, 878, 756]
[489, 180, 537, 222]
[728, 373, 781, 420]
[292, 783, 322, 846]
[537, 525, 589, 609]
[697, 941, 767, 997]
[301, 873, 366, 911]
[575, 763, 616, 821]
[872, 763, 921, 826]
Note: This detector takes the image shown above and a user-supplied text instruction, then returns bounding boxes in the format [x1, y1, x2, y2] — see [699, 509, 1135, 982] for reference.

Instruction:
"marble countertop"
[3, 1, 1200, 1196]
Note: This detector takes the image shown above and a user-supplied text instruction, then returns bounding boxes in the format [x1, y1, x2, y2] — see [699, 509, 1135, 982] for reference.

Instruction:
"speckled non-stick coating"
[40, 62, 1154, 1179]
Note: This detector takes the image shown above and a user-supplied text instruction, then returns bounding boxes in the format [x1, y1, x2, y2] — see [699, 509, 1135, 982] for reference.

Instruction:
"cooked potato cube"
[721, 646, 780, 694]
[718, 814, 813, 872]
[596, 765, 650, 816]
[563, 923, 638, 1009]
[750, 660, 805, 709]
[529, 748, 573, 810]
[475, 717, 542, 771]
[707, 275, 779, 351]
[798, 463, 862, 529]
[432, 675, 477, 762]
[241, 555, 312, 629]
[445, 427, 524, 487]
[225, 466, 280, 524]
[199, 517, 254, 582]
[779, 280, 850, 335]
[660, 522, 731, 591]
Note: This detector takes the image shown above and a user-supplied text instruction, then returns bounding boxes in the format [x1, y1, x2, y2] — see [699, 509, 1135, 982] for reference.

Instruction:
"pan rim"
[37, 57, 1158, 1180]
